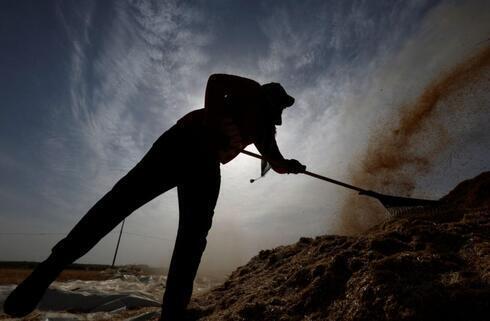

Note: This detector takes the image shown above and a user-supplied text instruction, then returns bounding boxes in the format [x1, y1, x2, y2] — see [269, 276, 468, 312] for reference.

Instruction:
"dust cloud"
[339, 45, 490, 234]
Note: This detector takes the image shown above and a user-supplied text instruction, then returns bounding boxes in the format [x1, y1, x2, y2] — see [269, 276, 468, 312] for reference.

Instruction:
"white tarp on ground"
[0, 273, 218, 320]
[0, 274, 162, 315]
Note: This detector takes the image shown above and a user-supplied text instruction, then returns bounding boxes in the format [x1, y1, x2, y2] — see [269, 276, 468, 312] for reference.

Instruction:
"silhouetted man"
[4, 74, 306, 320]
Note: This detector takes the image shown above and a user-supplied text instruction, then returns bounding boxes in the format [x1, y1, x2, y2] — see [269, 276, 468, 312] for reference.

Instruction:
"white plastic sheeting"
[0, 273, 218, 320]
[45, 274, 165, 309]
[0, 276, 161, 321]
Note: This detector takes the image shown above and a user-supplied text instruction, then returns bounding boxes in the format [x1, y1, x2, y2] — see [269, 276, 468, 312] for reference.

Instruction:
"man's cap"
[261, 82, 295, 108]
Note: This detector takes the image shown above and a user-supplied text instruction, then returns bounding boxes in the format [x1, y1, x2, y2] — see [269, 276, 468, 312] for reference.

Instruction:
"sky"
[0, 0, 489, 274]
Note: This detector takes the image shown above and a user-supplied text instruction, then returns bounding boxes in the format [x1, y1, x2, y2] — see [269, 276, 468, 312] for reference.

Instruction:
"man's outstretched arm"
[254, 129, 305, 174]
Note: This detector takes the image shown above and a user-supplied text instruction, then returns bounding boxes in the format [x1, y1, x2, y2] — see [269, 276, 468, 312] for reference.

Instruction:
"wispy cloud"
[50, 0, 210, 194]
[36, 0, 212, 265]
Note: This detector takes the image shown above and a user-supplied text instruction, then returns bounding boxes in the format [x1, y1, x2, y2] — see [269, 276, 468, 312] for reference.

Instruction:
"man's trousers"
[47, 123, 221, 320]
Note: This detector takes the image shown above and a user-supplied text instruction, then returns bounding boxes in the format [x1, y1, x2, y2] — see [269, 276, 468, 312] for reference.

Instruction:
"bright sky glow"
[0, 0, 489, 273]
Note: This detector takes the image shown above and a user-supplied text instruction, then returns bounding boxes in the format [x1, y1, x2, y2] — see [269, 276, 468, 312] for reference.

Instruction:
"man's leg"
[4, 126, 182, 317]
[161, 159, 221, 321]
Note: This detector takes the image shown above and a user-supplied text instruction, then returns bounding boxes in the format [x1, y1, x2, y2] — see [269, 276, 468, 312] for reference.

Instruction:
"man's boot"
[3, 255, 64, 317]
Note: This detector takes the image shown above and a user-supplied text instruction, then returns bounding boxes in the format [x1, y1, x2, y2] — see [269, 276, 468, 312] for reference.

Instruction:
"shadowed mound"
[190, 172, 490, 321]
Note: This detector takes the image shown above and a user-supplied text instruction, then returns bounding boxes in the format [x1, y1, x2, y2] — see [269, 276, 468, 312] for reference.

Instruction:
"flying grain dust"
[339, 45, 490, 234]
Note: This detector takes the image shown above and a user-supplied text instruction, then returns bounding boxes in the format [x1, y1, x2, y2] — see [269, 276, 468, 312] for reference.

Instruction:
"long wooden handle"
[240, 150, 366, 193]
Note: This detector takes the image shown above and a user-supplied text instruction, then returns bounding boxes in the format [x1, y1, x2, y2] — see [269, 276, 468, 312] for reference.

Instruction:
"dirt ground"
[0, 268, 115, 285]
[0, 263, 166, 285]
